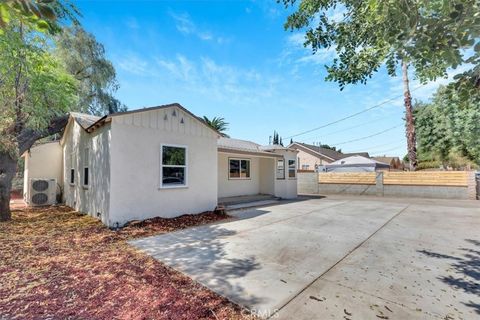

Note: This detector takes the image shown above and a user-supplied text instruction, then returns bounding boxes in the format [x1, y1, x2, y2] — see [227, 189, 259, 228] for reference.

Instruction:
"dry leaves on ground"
[0, 206, 251, 320]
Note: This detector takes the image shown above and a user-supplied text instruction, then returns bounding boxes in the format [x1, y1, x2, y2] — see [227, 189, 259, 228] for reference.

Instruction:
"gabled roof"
[218, 138, 283, 158]
[84, 103, 220, 136]
[289, 142, 344, 161]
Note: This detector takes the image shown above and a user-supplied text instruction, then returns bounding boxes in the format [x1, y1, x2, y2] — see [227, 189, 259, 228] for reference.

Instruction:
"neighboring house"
[288, 142, 369, 170]
[22, 103, 298, 227]
[372, 156, 404, 170]
[324, 156, 390, 172]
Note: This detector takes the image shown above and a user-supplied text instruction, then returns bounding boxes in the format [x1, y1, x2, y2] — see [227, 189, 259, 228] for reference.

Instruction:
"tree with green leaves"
[0, 0, 80, 33]
[55, 26, 127, 115]
[0, 21, 78, 220]
[203, 116, 229, 137]
[282, 0, 480, 170]
[415, 83, 480, 169]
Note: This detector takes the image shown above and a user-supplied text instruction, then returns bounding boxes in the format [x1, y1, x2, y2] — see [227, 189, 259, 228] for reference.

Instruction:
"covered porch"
[217, 137, 298, 204]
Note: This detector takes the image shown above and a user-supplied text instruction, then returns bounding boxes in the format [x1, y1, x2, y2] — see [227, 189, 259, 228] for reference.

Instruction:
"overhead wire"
[285, 84, 425, 140]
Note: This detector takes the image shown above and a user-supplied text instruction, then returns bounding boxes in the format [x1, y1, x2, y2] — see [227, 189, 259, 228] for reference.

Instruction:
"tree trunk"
[402, 60, 417, 171]
[0, 152, 17, 221]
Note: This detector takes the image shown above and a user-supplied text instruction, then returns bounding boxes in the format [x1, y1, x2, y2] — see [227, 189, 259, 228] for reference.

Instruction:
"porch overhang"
[218, 147, 283, 158]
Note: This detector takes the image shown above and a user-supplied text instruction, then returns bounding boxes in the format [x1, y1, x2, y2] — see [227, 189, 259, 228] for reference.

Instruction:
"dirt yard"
[0, 206, 250, 320]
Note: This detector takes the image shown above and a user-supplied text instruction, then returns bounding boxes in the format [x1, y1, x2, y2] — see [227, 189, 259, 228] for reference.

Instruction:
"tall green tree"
[203, 116, 229, 137]
[55, 26, 127, 115]
[282, 0, 480, 170]
[0, 22, 78, 220]
[415, 83, 480, 169]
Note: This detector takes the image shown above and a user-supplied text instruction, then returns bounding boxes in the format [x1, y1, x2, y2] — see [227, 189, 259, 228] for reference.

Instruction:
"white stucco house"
[22, 103, 298, 227]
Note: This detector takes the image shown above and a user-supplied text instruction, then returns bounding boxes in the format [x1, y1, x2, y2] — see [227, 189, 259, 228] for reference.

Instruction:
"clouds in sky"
[170, 12, 227, 44]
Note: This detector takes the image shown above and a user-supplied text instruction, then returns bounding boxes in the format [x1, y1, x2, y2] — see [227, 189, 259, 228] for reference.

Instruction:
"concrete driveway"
[130, 196, 480, 319]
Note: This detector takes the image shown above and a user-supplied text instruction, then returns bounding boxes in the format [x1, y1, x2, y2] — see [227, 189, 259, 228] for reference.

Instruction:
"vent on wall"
[29, 179, 56, 206]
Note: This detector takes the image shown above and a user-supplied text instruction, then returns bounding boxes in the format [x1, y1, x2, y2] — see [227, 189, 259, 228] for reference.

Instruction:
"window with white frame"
[288, 159, 296, 178]
[302, 164, 310, 170]
[161, 145, 187, 187]
[229, 158, 250, 179]
[276, 159, 285, 179]
[83, 148, 89, 187]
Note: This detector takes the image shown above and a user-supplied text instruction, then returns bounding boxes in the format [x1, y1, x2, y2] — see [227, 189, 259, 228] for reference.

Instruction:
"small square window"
[229, 159, 250, 179]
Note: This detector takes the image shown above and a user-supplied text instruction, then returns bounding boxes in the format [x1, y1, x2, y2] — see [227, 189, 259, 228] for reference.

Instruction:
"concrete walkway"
[129, 196, 480, 319]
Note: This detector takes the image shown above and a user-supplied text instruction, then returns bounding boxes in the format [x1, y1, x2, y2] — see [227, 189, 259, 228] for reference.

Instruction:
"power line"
[331, 124, 403, 146]
[371, 144, 406, 156]
[285, 84, 425, 140]
[303, 115, 395, 141]
[345, 139, 405, 153]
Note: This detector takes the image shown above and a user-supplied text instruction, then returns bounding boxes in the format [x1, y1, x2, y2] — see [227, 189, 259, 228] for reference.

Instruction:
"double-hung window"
[83, 148, 89, 187]
[276, 159, 285, 179]
[229, 158, 250, 179]
[288, 159, 296, 179]
[161, 145, 187, 188]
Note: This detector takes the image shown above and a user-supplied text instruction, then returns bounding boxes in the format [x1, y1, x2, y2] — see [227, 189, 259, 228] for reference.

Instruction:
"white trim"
[228, 157, 251, 180]
[159, 143, 188, 189]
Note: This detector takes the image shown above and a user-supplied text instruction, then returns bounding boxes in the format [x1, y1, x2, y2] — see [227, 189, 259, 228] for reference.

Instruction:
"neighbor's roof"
[342, 152, 370, 158]
[372, 156, 400, 164]
[290, 142, 344, 161]
[218, 138, 283, 158]
[329, 155, 390, 167]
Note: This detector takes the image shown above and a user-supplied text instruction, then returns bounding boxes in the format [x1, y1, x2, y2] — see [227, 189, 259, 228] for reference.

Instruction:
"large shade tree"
[0, 1, 126, 220]
[0, 21, 78, 220]
[55, 26, 127, 115]
[281, 0, 480, 170]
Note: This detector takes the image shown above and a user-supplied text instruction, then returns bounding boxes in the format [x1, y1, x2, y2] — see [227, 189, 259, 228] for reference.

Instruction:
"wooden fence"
[383, 171, 468, 187]
[318, 172, 376, 185]
[297, 171, 477, 199]
[318, 171, 469, 187]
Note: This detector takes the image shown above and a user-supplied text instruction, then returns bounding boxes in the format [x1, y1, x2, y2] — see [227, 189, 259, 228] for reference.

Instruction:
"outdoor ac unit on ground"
[29, 179, 56, 206]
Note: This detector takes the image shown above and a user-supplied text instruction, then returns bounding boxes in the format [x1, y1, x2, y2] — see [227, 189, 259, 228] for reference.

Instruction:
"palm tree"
[203, 116, 230, 137]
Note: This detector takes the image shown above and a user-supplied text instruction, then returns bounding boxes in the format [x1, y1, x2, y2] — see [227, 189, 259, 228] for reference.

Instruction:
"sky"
[76, 0, 464, 157]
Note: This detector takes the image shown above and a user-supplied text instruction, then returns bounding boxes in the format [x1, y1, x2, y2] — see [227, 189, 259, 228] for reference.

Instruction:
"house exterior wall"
[23, 142, 63, 202]
[108, 106, 218, 226]
[295, 148, 333, 170]
[218, 153, 261, 198]
[62, 120, 111, 225]
[273, 149, 298, 199]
